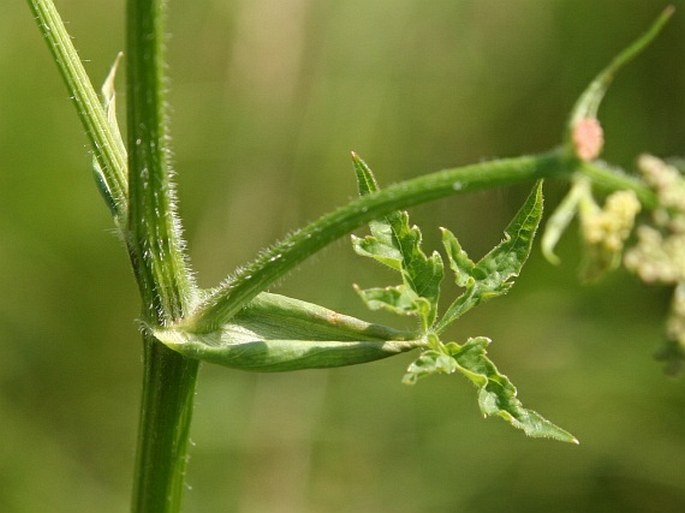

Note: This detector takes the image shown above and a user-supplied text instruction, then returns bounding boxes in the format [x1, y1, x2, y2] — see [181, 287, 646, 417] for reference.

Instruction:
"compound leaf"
[351, 153, 444, 330]
[476, 179, 543, 285]
[404, 336, 578, 443]
[437, 181, 543, 332]
[449, 338, 578, 443]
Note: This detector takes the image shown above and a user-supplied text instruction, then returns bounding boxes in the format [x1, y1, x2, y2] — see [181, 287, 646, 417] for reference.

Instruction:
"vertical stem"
[127, 1, 199, 512]
[131, 335, 199, 513]
[126, 0, 194, 321]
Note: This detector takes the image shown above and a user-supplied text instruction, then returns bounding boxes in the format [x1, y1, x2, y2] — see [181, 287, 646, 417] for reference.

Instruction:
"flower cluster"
[579, 188, 641, 282]
[621, 156, 685, 372]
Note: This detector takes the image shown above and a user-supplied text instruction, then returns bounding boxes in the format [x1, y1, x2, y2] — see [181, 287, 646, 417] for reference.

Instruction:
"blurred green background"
[2, 1, 685, 512]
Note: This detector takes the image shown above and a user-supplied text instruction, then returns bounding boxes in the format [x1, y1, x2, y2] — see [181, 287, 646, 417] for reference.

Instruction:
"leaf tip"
[351, 151, 379, 196]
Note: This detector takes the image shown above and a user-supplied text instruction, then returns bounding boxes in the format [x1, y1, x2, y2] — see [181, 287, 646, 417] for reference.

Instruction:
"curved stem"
[567, 5, 674, 132]
[189, 151, 570, 331]
[189, 150, 656, 333]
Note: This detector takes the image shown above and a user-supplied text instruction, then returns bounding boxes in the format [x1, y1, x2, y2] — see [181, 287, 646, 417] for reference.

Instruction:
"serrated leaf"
[157, 292, 421, 372]
[437, 181, 544, 332]
[351, 150, 380, 196]
[402, 336, 576, 443]
[476, 180, 543, 283]
[447, 337, 578, 443]
[351, 153, 444, 329]
[351, 229, 404, 271]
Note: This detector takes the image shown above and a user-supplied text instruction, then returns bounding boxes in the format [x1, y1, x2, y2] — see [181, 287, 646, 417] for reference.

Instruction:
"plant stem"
[27, 1, 667, 506]
[580, 160, 658, 208]
[131, 335, 199, 513]
[126, 0, 195, 321]
[192, 148, 655, 331]
[127, 1, 198, 512]
[188, 151, 568, 331]
[567, 5, 675, 132]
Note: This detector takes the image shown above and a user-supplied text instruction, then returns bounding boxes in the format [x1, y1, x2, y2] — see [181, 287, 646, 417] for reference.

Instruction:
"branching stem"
[26, 0, 672, 509]
[188, 150, 655, 332]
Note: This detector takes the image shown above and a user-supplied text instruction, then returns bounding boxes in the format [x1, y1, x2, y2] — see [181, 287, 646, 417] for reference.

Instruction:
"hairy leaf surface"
[351, 162, 574, 441]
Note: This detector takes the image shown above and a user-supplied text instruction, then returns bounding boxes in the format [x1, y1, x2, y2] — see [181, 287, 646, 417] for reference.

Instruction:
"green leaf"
[404, 337, 578, 443]
[156, 292, 422, 372]
[353, 284, 423, 316]
[541, 177, 589, 265]
[440, 227, 476, 288]
[352, 221, 405, 271]
[437, 181, 544, 332]
[100, 52, 126, 158]
[351, 150, 380, 196]
[93, 52, 127, 216]
[351, 165, 572, 441]
[351, 153, 444, 330]
[477, 180, 544, 283]
[401, 333, 458, 385]
[449, 338, 578, 443]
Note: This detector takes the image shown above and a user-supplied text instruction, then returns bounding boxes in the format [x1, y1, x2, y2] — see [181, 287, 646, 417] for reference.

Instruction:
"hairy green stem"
[131, 334, 199, 513]
[190, 150, 657, 332]
[27, 0, 670, 505]
[126, 0, 195, 322]
[27, 0, 199, 510]
[126, 1, 198, 513]
[189, 151, 571, 331]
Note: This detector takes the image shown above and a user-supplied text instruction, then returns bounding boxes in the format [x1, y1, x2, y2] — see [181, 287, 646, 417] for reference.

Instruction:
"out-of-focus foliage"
[1, 1, 685, 512]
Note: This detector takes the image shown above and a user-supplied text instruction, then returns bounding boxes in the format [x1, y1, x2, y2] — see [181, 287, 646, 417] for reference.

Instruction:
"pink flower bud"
[572, 117, 604, 161]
